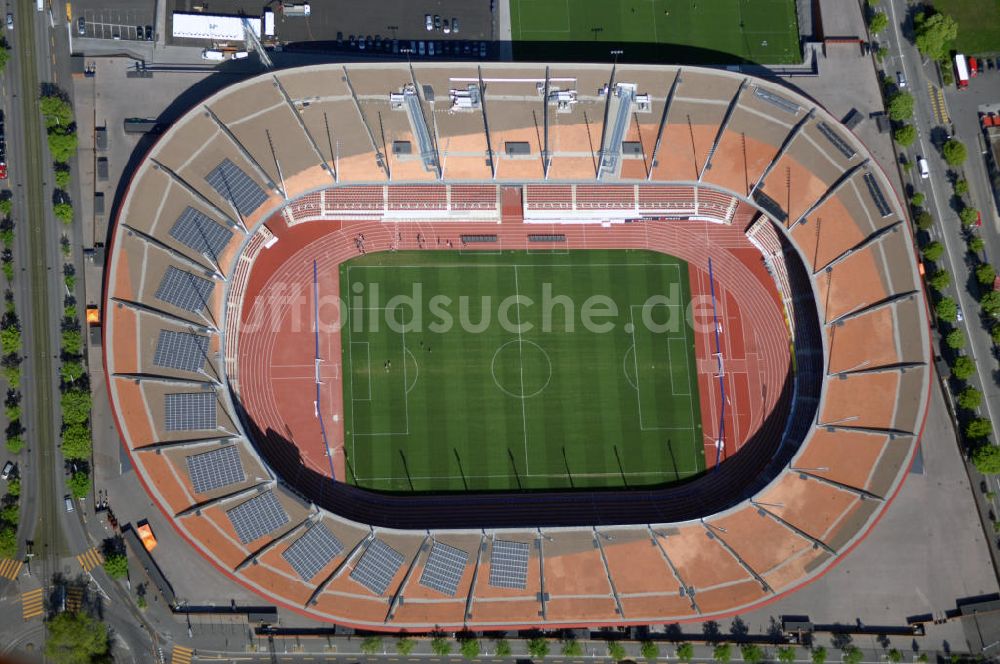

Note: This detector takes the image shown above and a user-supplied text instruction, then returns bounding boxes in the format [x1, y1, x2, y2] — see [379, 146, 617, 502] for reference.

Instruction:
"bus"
[955, 54, 970, 89]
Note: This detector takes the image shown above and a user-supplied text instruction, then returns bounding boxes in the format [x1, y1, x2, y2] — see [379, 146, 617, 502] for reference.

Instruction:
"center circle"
[490, 339, 553, 399]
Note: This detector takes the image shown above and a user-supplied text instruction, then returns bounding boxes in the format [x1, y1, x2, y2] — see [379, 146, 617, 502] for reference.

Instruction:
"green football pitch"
[339, 249, 705, 493]
[509, 0, 801, 65]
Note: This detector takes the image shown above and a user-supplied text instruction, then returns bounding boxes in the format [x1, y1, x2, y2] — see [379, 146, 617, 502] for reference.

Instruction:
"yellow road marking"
[171, 645, 193, 664]
[0, 558, 23, 579]
[76, 547, 103, 572]
[22, 588, 44, 620]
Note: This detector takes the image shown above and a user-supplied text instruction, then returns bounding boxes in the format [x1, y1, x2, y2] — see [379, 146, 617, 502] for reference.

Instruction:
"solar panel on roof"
[154, 266, 215, 314]
[186, 445, 245, 494]
[419, 542, 468, 597]
[153, 329, 210, 372]
[488, 539, 529, 590]
[164, 392, 217, 431]
[169, 207, 233, 258]
[282, 523, 344, 581]
[862, 171, 893, 218]
[205, 159, 268, 217]
[226, 491, 289, 544]
[350, 539, 404, 596]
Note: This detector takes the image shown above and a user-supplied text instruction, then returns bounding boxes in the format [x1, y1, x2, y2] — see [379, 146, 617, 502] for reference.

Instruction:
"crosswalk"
[76, 547, 103, 572]
[171, 645, 193, 664]
[0, 558, 23, 580]
[927, 82, 950, 124]
[21, 587, 44, 620]
[66, 585, 84, 613]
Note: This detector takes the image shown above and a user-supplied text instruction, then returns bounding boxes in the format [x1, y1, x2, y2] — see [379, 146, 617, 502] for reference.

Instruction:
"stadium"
[103, 63, 931, 630]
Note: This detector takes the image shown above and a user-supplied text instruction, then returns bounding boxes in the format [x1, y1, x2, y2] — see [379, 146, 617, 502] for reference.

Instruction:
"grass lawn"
[509, 0, 801, 64]
[932, 0, 1000, 54]
[340, 249, 705, 493]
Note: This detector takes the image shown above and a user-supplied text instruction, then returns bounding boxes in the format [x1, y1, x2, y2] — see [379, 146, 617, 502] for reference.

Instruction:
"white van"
[201, 49, 225, 61]
[918, 157, 930, 179]
[64, 495, 74, 512]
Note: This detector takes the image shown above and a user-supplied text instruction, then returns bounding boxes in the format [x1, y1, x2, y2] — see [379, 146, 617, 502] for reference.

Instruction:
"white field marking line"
[404, 347, 420, 394]
[513, 265, 530, 475]
[667, 337, 691, 396]
[623, 345, 638, 390]
[349, 341, 372, 401]
[526, 246, 570, 255]
[346, 299, 358, 472]
[346, 262, 682, 271]
[352, 311, 411, 437]
[628, 306, 646, 430]
[627, 304, 696, 436]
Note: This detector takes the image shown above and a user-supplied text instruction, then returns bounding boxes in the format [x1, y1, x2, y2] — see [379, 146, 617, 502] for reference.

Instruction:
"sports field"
[509, 0, 801, 64]
[339, 249, 705, 493]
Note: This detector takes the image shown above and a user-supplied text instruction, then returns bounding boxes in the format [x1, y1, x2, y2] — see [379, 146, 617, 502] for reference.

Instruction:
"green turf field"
[509, 0, 801, 64]
[339, 249, 705, 493]
[932, 0, 1000, 54]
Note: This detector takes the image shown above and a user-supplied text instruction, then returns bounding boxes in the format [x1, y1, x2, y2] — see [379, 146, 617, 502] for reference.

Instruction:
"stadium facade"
[103, 63, 930, 629]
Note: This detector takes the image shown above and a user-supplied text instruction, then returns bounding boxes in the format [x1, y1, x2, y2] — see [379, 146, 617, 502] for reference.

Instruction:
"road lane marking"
[21, 587, 44, 620]
[76, 547, 103, 572]
[0, 558, 23, 579]
[171, 645, 193, 664]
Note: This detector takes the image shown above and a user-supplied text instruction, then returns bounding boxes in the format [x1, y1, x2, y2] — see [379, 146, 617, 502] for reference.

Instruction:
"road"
[880, 0, 1000, 565]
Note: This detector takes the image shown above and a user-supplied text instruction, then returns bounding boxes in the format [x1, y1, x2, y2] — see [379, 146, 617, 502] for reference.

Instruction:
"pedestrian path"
[927, 82, 950, 124]
[21, 587, 44, 620]
[76, 547, 103, 572]
[0, 558, 22, 579]
[171, 645, 193, 664]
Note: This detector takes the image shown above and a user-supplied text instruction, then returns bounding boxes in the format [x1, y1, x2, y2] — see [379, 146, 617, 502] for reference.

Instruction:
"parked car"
[1, 461, 12, 480]
[135, 24, 143, 40]
[452, 17, 459, 33]
[479, 41, 487, 58]
[5, 13, 12, 30]
[64, 495, 74, 512]
[374, 35, 382, 50]
[425, 14, 433, 31]
[365, 35, 373, 49]
[145, 25, 153, 41]
[443, 19, 450, 34]
[418, 40, 425, 56]
[434, 14, 441, 30]
[77, 16, 85, 35]
[336, 31, 343, 46]
[428, 40, 435, 56]
[349, 34, 356, 47]
[896, 71, 907, 88]
[918, 156, 929, 179]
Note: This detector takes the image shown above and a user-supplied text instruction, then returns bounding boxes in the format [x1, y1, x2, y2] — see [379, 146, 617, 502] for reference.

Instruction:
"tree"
[942, 139, 968, 167]
[777, 647, 797, 663]
[893, 124, 917, 147]
[0, 198, 10, 217]
[494, 639, 512, 657]
[915, 210, 933, 231]
[54, 202, 74, 225]
[955, 179, 969, 195]
[910, 192, 925, 207]
[431, 637, 451, 656]
[47, 130, 79, 164]
[951, 355, 975, 380]
[741, 644, 765, 664]
[55, 167, 71, 190]
[843, 646, 863, 664]
[676, 643, 695, 663]
[459, 638, 480, 660]
[887, 91, 914, 121]
[7, 477, 19, 497]
[39, 95, 74, 128]
[103, 552, 128, 579]
[396, 638, 415, 655]
[68, 471, 90, 499]
[977, 264, 997, 286]
[0, 525, 15, 557]
[875, 46, 888, 62]
[982, 291, 1000, 317]
[0, 326, 21, 356]
[973, 445, 1000, 474]
[992, 323, 1000, 345]
[641, 641, 660, 662]
[914, 12, 958, 61]
[608, 642, 627, 661]
[967, 418, 993, 440]
[970, 236, 986, 253]
[61, 359, 86, 384]
[62, 423, 92, 461]
[61, 388, 91, 425]
[934, 297, 957, 322]
[946, 329, 966, 350]
[927, 269, 950, 291]
[528, 638, 550, 659]
[44, 611, 111, 664]
[960, 206, 980, 227]
[869, 11, 888, 33]
[713, 644, 732, 664]
[812, 647, 828, 664]
[921, 241, 944, 262]
[361, 636, 383, 655]
[0, 40, 9, 73]
[887, 649, 903, 663]
[562, 640, 583, 657]
[958, 387, 983, 411]
[5, 434, 22, 454]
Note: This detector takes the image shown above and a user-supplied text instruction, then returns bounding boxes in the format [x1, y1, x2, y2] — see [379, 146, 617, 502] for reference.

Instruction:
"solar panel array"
[226, 491, 289, 544]
[153, 329, 210, 372]
[488, 539, 529, 590]
[753, 87, 800, 115]
[186, 445, 245, 494]
[419, 542, 468, 597]
[282, 523, 344, 581]
[154, 266, 215, 314]
[862, 172, 893, 217]
[350, 539, 404, 596]
[169, 207, 233, 258]
[816, 122, 857, 160]
[164, 392, 217, 431]
[205, 159, 268, 217]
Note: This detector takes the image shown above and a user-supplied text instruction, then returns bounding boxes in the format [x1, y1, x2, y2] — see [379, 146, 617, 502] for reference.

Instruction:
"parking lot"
[77, 8, 154, 41]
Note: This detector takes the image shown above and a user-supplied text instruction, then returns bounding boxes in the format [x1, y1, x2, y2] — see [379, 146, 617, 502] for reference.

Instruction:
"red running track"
[234, 215, 791, 485]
